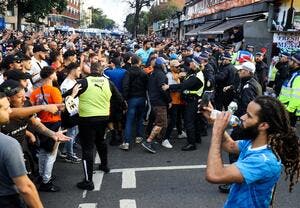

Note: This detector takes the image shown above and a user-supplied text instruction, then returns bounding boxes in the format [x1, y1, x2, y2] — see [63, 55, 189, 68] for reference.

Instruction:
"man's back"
[0, 132, 27, 196]
[225, 140, 281, 208]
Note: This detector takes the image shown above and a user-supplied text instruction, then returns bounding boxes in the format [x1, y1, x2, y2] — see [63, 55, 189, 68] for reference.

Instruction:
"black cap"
[221, 52, 232, 60]
[33, 44, 48, 53]
[255, 52, 264, 56]
[0, 79, 22, 97]
[5, 70, 31, 81]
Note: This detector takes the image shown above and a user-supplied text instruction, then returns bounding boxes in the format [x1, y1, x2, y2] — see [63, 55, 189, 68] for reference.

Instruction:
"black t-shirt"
[0, 100, 33, 146]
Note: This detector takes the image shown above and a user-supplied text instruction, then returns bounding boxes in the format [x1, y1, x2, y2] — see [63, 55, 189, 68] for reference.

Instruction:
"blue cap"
[221, 52, 232, 60]
[169, 53, 178, 60]
[198, 53, 209, 61]
[155, 57, 167, 66]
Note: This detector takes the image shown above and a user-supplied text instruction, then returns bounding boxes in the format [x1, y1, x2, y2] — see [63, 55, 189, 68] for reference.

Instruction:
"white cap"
[241, 61, 256, 73]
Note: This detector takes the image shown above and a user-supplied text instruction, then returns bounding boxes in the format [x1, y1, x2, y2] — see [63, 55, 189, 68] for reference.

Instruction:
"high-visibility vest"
[183, 70, 205, 97]
[286, 71, 300, 116]
[79, 76, 112, 117]
[279, 72, 299, 106]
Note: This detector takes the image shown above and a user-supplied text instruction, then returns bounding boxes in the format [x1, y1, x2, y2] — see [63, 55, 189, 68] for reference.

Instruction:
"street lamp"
[176, 11, 182, 40]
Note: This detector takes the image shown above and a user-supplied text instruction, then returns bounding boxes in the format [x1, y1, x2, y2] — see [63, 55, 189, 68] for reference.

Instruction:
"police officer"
[162, 58, 204, 151]
[65, 62, 123, 190]
[280, 53, 300, 127]
[274, 52, 290, 96]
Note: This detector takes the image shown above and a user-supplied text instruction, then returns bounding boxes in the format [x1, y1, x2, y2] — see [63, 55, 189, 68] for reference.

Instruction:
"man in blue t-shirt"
[135, 40, 170, 65]
[202, 96, 300, 208]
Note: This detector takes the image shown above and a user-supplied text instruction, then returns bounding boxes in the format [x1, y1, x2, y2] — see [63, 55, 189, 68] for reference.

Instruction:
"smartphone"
[199, 90, 214, 109]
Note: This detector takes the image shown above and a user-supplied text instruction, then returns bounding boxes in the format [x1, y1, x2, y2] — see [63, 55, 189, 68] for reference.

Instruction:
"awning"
[198, 15, 264, 35]
[185, 21, 220, 36]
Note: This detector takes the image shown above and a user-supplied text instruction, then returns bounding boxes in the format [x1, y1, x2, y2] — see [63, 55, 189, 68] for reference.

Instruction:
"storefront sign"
[273, 33, 300, 53]
[186, 0, 261, 20]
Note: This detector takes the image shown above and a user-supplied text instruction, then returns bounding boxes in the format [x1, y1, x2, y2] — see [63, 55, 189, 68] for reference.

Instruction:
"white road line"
[78, 203, 98, 208]
[111, 165, 207, 173]
[120, 199, 137, 208]
[122, 170, 136, 189]
[82, 190, 87, 198]
[95, 153, 101, 164]
[93, 171, 104, 191]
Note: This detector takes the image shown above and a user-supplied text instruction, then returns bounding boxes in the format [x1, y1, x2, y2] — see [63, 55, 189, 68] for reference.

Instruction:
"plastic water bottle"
[211, 110, 241, 127]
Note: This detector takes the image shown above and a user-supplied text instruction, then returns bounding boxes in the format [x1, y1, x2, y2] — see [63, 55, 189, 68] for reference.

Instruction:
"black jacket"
[255, 61, 268, 91]
[203, 63, 215, 91]
[122, 66, 148, 100]
[274, 61, 289, 96]
[215, 63, 236, 91]
[148, 67, 171, 106]
[235, 77, 262, 117]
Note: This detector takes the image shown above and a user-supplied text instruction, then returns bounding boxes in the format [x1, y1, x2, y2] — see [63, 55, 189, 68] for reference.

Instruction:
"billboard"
[186, 0, 262, 20]
[273, 33, 300, 54]
[271, 0, 300, 32]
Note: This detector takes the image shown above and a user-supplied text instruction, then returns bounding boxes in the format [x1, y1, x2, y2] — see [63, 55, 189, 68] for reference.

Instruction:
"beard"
[239, 122, 260, 140]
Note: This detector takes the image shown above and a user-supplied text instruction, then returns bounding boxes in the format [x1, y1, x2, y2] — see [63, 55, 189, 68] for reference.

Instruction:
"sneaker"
[99, 164, 110, 173]
[39, 181, 61, 192]
[141, 141, 156, 154]
[177, 131, 187, 139]
[119, 143, 129, 150]
[59, 151, 67, 159]
[65, 155, 82, 164]
[135, 137, 143, 144]
[161, 139, 173, 149]
[77, 180, 94, 190]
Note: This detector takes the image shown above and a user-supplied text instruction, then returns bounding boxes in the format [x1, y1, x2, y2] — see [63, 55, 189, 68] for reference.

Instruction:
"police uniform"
[169, 68, 204, 151]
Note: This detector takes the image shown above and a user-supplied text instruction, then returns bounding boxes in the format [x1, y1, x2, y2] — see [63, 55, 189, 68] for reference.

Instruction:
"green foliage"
[124, 11, 149, 35]
[149, 2, 179, 24]
[89, 7, 115, 30]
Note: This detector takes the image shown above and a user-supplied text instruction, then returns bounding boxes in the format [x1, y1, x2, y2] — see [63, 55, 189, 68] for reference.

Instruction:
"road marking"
[93, 171, 104, 191]
[78, 203, 97, 208]
[122, 170, 136, 189]
[120, 199, 137, 208]
[111, 165, 207, 173]
[95, 153, 101, 164]
[82, 190, 87, 198]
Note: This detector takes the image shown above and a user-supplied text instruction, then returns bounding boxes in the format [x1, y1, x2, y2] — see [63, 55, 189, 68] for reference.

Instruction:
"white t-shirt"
[30, 56, 48, 87]
[60, 78, 79, 116]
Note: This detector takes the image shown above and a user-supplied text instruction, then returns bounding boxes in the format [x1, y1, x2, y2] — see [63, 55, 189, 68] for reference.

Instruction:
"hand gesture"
[71, 84, 82, 98]
[212, 112, 231, 137]
[52, 130, 70, 142]
[200, 101, 215, 124]
[162, 84, 169, 91]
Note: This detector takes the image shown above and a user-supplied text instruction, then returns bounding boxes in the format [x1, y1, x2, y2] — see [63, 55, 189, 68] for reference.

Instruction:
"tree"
[125, 0, 154, 38]
[124, 11, 149, 35]
[89, 7, 115, 30]
[149, 2, 179, 24]
[8, 0, 67, 31]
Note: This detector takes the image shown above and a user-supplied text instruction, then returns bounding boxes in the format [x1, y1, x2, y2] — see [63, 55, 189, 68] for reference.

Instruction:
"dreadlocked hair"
[254, 96, 300, 192]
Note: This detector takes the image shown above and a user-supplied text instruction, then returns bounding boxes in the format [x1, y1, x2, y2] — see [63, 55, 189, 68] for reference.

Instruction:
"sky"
[85, 0, 133, 27]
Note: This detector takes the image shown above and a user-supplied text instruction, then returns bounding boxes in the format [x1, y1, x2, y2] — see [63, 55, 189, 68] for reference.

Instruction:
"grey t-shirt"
[0, 132, 27, 196]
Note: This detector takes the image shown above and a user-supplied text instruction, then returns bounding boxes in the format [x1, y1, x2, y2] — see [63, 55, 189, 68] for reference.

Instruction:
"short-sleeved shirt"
[30, 85, 62, 123]
[135, 48, 155, 65]
[224, 140, 282, 208]
[0, 133, 27, 196]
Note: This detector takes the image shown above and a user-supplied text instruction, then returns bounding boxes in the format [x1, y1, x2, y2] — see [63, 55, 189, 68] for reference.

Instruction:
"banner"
[0, 17, 5, 30]
[273, 33, 300, 54]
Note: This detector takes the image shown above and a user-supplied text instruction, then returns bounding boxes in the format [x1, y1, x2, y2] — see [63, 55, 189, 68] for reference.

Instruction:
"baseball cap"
[246, 44, 254, 49]
[170, 60, 180, 67]
[33, 44, 48, 53]
[239, 61, 256, 73]
[255, 52, 264, 56]
[155, 57, 167, 66]
[0, 79, 22, 97]
[5, 70, 31, 81]
[198, 53, 209, 61]
[221, 52, 232, 61]
[291, 53, 300, 64]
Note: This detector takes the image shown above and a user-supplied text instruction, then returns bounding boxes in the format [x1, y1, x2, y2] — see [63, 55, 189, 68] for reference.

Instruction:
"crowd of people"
[0, 28, 300, 208]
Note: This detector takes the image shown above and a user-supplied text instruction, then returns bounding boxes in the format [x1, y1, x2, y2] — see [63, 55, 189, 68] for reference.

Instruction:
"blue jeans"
[124, 97, 146, 143]
[64, 126, 79, 156]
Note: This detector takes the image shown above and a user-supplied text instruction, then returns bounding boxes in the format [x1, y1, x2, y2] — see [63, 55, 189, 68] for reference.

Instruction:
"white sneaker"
[177, 131, 187, 139]
[162, 139, 173, 149]
[119, 143, 129, 150]
[135, 137, 143, 144]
